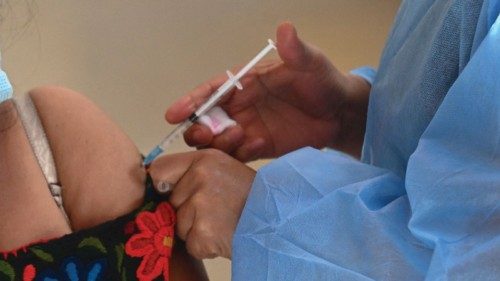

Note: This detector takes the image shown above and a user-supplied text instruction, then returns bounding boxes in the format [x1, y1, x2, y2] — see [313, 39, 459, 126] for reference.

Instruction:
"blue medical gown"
[232, 0, 500, 280]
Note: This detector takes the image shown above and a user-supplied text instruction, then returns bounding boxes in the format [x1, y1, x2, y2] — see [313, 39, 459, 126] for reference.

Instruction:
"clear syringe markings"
[143, 39, 277, 165]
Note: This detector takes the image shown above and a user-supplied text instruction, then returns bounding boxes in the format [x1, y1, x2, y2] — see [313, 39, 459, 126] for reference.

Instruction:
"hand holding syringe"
[143, 39, 277, 165]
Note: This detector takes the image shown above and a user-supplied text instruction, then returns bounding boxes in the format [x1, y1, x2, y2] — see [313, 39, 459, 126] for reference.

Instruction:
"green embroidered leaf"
[78, 237, 107, 254]
[139, 201, 155, 212]
[121, 269, 127, 281]
[30, 247, 54, 262]
[0, 261, 14, 281]
[115, 244, 125, 272]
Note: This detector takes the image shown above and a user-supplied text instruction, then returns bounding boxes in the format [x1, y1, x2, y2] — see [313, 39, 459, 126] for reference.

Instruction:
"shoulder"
[28, 85, 146, 230]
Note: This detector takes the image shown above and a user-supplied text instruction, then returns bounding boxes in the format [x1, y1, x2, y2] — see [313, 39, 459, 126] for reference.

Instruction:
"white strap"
[14, 94, 70, 225]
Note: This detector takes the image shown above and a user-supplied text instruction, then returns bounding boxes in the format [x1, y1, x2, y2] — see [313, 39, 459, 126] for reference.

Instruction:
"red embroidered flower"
[124, 221, 136, 235]
[23, 264, 36, 281]
[125, 202, 176, 281]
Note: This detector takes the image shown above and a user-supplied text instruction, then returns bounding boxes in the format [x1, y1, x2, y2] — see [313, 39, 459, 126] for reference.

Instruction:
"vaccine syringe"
[143, 39, 277, 165]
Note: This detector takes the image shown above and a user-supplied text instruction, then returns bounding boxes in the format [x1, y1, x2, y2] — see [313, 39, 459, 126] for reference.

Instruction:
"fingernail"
[156, 181, 173, 194]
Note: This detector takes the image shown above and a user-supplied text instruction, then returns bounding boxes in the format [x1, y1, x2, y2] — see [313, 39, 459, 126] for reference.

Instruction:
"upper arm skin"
[29, 87, 208, 280]
[29, 86, 146, 231]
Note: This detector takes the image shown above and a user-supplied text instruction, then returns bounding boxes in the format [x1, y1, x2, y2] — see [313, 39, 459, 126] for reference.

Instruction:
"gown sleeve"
[232, 12, 500, 281]
[350, 66, 377, 86]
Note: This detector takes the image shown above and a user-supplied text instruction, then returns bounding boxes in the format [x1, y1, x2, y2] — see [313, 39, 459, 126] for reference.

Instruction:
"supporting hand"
[148, 149, 255, 259]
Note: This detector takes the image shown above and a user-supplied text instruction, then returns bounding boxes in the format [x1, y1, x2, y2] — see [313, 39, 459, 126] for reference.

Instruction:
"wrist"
[330, 74, 371, 158]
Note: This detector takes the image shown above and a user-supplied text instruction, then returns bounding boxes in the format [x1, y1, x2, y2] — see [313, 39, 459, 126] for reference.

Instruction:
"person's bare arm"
[30, 86, 145, 230]
[30, 86, 208, 280]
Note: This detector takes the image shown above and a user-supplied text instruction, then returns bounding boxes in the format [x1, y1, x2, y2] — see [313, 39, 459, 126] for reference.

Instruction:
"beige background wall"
[1, 1, 400, 280]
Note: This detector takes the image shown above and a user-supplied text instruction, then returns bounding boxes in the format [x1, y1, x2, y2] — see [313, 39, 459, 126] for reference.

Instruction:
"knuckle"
[175, 205, 189, 221]
[186, 224, 223, 259]
[188, 242, 217, 260]
[204, 247, 219, 259]
[189, 193, 209, 210]
[183, 124, 204, 146]
[202, 83, 213, 95]
[168, 193, 182, 208]
[185, 240, 202, 259]
[184, 126, 200, 144]
[186, 94, 199, 108]
[191, 164, 211, 180]
[186, 240, 217, 259]
[203, 239, 222, 258]
[193, 221, 214, 238]
[175, 226, 188, 241]
[174, 211, 190, 240]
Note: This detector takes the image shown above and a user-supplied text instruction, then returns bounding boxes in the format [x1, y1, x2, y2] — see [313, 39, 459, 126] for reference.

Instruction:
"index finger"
[165, 74, 231, 124]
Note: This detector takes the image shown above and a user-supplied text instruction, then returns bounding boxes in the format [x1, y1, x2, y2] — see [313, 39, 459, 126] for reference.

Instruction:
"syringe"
[143, 39, 277, 165]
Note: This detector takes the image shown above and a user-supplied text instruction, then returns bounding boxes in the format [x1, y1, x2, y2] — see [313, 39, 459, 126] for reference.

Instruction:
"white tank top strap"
[13, 94, 70, 225]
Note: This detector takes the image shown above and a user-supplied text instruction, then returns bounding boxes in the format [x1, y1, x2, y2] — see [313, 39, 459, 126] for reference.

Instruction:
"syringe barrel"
[195, 79, 235, 116]
[158, 119, 194, 149]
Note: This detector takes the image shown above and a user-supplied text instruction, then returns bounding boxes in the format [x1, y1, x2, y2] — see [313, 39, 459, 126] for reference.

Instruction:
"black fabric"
[0, 176, 170, 281]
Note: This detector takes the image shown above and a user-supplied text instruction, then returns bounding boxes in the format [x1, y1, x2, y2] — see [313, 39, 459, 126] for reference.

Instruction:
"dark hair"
[0, 0, 38, 50]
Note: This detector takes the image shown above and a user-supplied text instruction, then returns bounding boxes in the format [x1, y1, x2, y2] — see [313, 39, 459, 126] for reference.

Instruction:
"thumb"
[276, 22, 315, 70]
[147, 151, 199, 189]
